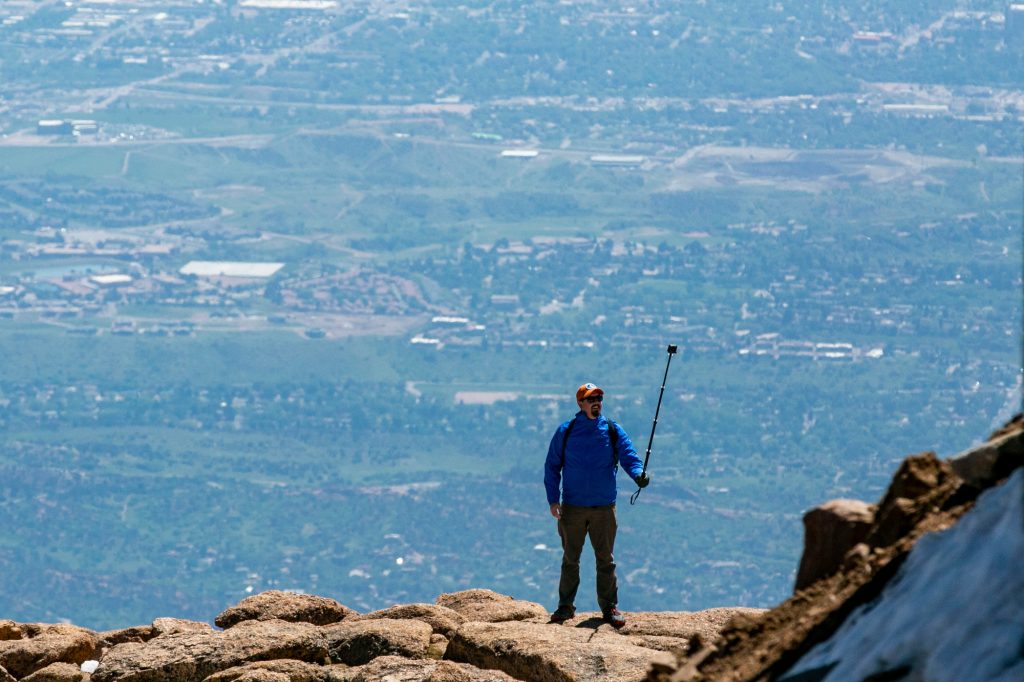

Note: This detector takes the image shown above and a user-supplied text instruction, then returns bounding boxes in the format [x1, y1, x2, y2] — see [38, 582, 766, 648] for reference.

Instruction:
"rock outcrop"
[949, 413, 1024, 489]
[321, 619, 432, 666]
[449, 607, 763, 682]
[0, 589, 755, 682]
[351, 605, 465, 638]
[18, 662, 85, 682]
[782, 467, 1024, 682]
[434, 590, 548, 624]
[151, 619, 214, 637]
[215, 592, 357, 629]
[0, 624, 97, 680]
[653, 414, 1024, 681]
[92, 619, 331, 682]
[794, 498, 875, 590]
[95, 626, 157, 653]
[447, 619, 672, 682]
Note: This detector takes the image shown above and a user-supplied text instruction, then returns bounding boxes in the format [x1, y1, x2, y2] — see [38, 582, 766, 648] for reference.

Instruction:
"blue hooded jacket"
[544, 412, 643, 507]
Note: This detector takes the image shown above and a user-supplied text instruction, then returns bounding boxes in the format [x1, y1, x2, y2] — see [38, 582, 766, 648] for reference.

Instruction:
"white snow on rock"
[81, 660, 99, 673]
[782, 468, 1024, 682]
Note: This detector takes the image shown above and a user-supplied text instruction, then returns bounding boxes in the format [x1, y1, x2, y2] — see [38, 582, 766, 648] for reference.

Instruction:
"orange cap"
[576, 383, 604, 402]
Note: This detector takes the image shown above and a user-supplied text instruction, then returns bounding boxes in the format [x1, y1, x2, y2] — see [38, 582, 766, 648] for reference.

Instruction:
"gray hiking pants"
[557, 503, 618, 614]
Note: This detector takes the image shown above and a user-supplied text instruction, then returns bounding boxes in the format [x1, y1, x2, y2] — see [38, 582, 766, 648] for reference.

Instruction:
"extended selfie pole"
[631, 344, 678, 505]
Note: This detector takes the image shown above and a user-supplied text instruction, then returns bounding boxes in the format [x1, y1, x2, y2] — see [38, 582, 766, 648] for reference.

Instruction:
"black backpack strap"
[608, 419, 619, 469]
[560, 418, 576, 467]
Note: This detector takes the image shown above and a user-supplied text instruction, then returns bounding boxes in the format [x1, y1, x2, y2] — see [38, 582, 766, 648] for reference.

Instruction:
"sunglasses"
[583, 395, 603, 403]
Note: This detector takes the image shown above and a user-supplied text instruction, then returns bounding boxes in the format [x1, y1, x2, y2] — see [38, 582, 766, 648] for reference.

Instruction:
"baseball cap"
[576, 383, 604, 402]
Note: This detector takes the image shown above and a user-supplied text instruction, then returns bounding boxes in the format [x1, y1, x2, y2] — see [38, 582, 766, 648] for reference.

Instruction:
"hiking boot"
[603, 608, 626, 629]
[550, 605, 576, 623]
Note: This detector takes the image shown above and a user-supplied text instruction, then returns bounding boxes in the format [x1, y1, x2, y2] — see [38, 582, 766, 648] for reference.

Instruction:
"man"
[544, 382, 649, 628]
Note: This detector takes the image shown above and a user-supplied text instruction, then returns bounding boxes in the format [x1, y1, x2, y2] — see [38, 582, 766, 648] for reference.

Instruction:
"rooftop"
[180, 261, 285, 278]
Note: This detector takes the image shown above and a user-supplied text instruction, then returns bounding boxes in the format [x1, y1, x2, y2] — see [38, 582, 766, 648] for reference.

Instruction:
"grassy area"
[0, 328, 399, 384]
[0, 146, 128, 177]
[3, 424, 495, 484]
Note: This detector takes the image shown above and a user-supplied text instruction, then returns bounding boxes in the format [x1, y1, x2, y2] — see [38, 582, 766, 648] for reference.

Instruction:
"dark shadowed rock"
[20, 661, 86, 682]
[434, 590, 548, 623]
[882, 451, 946, 502]
[340, 655, 517, 681]
[96, 626, 158, 654]
[795, 499, 876, 590]
[0, 664, 16, 682]
[0, 623, 97, 679]
[353, 604, 465, 637]
[92, 619, 329, 682]
[217, 592, 357, 629]
[322, 619, 432, 666]
[867, 452, 959, 548]
[204, 659, 350, 682]
[446, 620, 673, 682]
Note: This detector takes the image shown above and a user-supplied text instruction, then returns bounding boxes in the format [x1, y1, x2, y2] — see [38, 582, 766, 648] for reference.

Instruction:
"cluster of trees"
[0, 181, 216, 229]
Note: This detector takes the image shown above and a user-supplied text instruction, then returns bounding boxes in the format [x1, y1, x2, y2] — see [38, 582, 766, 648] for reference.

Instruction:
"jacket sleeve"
[613, 422, 644, 481]
[544, 423, 566, 505]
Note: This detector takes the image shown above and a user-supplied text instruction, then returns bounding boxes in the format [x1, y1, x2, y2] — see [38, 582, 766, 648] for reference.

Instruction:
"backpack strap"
[561, 417, 619, 468]
[608, 419, 619, 469]
[560, 418, 576, 467]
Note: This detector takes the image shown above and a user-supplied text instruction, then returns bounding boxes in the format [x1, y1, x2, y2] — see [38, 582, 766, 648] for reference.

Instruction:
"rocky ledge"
[0, 589, 760, 682]
[2, 416, 1021, 682]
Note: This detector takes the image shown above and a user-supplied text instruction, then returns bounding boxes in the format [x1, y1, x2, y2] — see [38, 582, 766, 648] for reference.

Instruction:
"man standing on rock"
[544, 382, 649, 628]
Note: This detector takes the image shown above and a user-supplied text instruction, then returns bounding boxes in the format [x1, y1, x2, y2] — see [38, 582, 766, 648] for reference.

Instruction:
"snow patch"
[782, 469, 1024, 682]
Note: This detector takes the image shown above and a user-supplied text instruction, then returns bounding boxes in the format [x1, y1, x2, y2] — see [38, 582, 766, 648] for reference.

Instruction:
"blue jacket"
[544, 412, 643, 507]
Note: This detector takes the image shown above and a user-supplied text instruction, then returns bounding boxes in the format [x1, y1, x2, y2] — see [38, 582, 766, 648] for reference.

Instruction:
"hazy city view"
[0, 0, 1021, 629]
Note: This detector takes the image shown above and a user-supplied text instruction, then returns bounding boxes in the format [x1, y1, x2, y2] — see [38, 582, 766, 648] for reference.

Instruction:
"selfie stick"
[630, 344, 678, 505]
